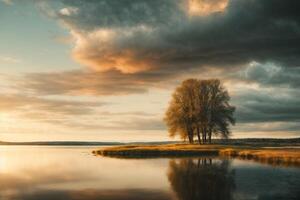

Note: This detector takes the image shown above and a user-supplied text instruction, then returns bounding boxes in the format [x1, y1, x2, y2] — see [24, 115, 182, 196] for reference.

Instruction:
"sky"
[0, 0, 300, 142]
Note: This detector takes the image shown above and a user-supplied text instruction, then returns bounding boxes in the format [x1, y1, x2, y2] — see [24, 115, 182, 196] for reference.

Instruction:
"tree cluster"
[164, 79, 235, 144]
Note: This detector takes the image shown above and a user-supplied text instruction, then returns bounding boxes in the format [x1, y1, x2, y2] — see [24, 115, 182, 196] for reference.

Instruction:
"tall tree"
[164, 79, 199, 144]
[164, 79, 235, 144]
[205, 80, 235, 143]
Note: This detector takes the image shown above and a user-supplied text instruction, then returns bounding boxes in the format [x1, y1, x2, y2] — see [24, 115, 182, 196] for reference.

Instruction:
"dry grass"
[93, 144, 300, 166]
[93, 144, 222, 158]
[220, 148, 300, 167]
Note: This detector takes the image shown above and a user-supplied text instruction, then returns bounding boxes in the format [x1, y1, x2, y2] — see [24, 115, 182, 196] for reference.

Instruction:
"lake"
[0, 146, 299, 200]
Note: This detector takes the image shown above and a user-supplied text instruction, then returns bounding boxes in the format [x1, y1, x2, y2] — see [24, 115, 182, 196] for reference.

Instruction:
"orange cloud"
[74, 47, 154, 74]
[64, 0, 229, 74]
[188, 0, 228, 16]
[72, 28, 155, 73]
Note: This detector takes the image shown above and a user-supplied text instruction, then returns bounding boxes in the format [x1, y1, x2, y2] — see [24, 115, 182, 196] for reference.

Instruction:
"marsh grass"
[220, 148, 300, 167]
[93, 144, 300, 166]
[93, 144, 220, 158]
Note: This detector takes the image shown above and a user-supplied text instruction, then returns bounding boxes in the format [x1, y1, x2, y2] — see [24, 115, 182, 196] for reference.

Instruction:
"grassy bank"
[93, 144, 300, 166]
[93, 144, 221, 158]
[220, 148, 300, 167]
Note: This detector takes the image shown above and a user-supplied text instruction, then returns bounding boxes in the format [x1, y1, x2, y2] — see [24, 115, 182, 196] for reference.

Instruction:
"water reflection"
[0, 146, 299, 200]
[0, 146, 173, 200]
[2, 189, 171, 200]
[168, 158, 235, 200]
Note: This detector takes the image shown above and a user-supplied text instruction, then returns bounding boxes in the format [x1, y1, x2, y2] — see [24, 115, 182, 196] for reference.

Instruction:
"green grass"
[93, 143, 300, 166]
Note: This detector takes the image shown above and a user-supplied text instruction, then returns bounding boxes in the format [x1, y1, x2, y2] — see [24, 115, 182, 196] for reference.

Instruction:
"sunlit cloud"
[71, 28, 154, 73]
[39, 0, 300, 77]
[59, 6, 79, 16]
[187, 0, 228, 16]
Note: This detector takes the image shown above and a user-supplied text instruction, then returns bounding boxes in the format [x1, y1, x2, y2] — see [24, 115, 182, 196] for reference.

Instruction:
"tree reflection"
[168, 158, 235, 200]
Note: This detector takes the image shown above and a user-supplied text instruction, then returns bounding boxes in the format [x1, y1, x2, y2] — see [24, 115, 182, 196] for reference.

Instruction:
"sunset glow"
[0, 0, 299, 142]
[188, 0, 228, 16]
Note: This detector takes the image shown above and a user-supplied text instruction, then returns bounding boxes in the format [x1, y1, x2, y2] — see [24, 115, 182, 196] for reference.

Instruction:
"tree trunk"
[189, 136, 194, 144]
[208, 128, 212, 144]
[203, 127, 207, 144]
[196, 126, 201, 144]
[201, 127, 205, 144]
[188, 128, 194, 144]
[185, 124, 193, 144]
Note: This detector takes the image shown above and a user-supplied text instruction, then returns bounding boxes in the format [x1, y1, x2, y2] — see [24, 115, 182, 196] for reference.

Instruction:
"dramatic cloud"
[32, 0, 300, 97]
[59, 6, 78, 16]
[234, 88, 300, 123]
[188, 0, 228, 16]
[237, 62, 300, 88]
[7, 0, 299, 137]
[41, 0, 300, 74]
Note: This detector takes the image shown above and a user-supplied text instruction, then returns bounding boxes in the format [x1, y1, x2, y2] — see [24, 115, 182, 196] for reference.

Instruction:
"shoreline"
[93, 144, 300, 167]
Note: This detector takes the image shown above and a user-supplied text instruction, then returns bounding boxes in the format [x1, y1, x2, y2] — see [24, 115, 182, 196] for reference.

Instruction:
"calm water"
[0, 146, 299, 200]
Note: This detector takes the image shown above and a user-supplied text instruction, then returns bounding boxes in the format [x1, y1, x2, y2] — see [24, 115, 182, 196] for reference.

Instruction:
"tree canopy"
[164, 79, 235, 144]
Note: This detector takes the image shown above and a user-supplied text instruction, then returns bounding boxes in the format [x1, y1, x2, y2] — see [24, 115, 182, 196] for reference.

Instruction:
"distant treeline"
[0, 141, 123, 146]
[0, 138, 299, 146]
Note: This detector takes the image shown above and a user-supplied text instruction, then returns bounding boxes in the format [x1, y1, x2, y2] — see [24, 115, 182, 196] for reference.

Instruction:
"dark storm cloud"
[233, 121, 300, 133]
[55, 0, 183, 30]
[44, 0, 300, 73]
[25, 0, 300, 133]
[237, 62, 300, 88]
[32, 0, 300, 93]
[227, 62, 300, 128]
[233, 89, 300, 123]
